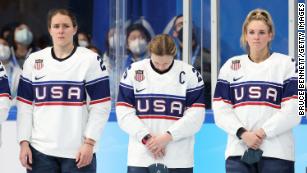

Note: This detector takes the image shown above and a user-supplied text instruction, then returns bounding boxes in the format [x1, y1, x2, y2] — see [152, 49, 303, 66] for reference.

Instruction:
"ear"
[268, 32, 273, 42]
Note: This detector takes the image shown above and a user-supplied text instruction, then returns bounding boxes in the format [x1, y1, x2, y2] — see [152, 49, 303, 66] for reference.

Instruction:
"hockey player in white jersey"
[213, 9, 300, 173]
[0, 61, 11, 147]
[17, 9, 111, 173]
[116, 34, 205, 173]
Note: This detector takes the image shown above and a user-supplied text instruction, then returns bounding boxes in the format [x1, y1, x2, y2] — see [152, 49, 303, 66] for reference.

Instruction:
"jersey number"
[192, 68, 202, 83]
[97, 56, 106, 71]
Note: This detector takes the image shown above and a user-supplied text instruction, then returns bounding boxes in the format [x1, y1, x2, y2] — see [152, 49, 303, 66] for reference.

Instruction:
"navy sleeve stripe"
[86, 78, 110, 101]
[284, 77, 297, 84]
[119, 82, 134, 90]
[213, 81, 231, 101]
[117, 84, 135, 106]
[187, 85, 204, 92]
[17, 78, 33, 102]
[20, 76, 32, 84]
[282, 77, 297, 99]
[85, 76, 109, 86]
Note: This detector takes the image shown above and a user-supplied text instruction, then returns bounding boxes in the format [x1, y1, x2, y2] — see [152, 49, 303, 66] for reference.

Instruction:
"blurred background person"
[171, 15, 212, 108]
[0, 37, 21, 105]
[77, 31, 91, 47]
[125, 23, 151, 68]
[11, 23, 38, 68]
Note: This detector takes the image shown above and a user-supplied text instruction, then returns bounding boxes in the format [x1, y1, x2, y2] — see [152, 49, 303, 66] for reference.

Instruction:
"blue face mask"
[15, 28, 33, 46]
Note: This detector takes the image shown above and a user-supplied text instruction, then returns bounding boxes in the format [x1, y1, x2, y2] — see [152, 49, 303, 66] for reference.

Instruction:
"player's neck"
[249, 49, 270, 63]
[53, 44, 75, 59]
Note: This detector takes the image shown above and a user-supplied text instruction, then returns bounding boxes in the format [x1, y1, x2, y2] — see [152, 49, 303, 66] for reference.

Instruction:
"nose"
[58, 26, 64, 34]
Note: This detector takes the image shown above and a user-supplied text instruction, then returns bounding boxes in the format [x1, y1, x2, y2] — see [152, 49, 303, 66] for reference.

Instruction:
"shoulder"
[76, 47, 100, 60]
[24, 47, 52, 67]
[271, 52, 293, 63]
[129, 59, 149, 71]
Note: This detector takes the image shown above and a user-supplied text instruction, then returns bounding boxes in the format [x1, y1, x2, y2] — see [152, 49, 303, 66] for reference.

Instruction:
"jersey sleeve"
[84, 55, 111, 141]
[212, 60, 245, 136]
[167, 67, 205, 141]
[116, 67, 150, 143]
[0, 61, 11, 123]
[16, 57, 34, 143]
[262, 57, 300, 138]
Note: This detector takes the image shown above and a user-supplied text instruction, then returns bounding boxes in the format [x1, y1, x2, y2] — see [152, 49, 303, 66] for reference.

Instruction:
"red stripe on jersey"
[0, 93, 11, 100]
[138, 115, 180, 120]
[35, 102, 86, 106]
[90, 97, 111, 105]
[17, 97, 32, 105]
[213, 97, 232, 104]
[233, 102, 281, 109]
[190, 103, 206, 108]
[116, 102, 134, 108]
[281, 95, 298, 102]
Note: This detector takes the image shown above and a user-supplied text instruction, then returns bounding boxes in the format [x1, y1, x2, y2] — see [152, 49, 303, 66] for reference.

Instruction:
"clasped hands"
[241, 128, 266, 150]
[145, 133, 172, 159]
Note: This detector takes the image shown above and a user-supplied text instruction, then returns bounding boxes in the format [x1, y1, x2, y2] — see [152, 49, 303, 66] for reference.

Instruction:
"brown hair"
[240, 8, 275, 52]
[148, 34, 177, 57]
[47, 9, 78, 28]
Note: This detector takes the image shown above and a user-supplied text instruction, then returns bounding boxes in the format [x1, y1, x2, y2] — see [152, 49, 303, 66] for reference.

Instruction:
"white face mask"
[15, 28, 33, 46]
[78, 40, 89, 47]
[0, 44, 11, 61]
[129, 39, 147, 55]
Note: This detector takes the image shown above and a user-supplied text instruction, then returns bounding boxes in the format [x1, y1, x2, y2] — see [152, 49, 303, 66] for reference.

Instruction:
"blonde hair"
[240, 8, 275, 52]
[148, 34, 177, 57]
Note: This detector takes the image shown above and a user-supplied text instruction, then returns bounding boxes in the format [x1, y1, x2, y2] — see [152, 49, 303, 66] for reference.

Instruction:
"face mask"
[129, 39, 147, 55]
[15, 28, 33, 46]
[78, 40, 89, 47]
[0, 44, 11, 61]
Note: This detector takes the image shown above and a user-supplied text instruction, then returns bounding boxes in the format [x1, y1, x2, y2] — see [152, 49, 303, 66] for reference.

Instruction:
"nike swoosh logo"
[136, 88, 145, 93]
[35, 76, 46, 80]
[233, 76, 243, 81]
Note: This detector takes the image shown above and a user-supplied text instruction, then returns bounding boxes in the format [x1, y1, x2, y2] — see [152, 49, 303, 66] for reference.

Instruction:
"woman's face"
[128, 30, 145, 45]
[127, 30, 147, 55]
[245, 20, 272, 53]
[48, 13, 77, 47]
[150, 53, 174, 72]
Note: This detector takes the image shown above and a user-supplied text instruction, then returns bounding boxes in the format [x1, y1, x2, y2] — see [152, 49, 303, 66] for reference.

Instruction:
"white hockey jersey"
[213, 53, 300, 161]
[116, 59, 205, 168]
[0, 61, 11, 146]
[17, 47, 111, 158]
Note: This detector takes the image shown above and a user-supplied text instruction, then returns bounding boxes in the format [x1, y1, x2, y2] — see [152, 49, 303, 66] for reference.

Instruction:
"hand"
[254, 128, 266, 139]
[19, 141, 32, 170]
[76, 139, 95, 168]
[146, 133, 172, 158]
[241, 131, 263, 150]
